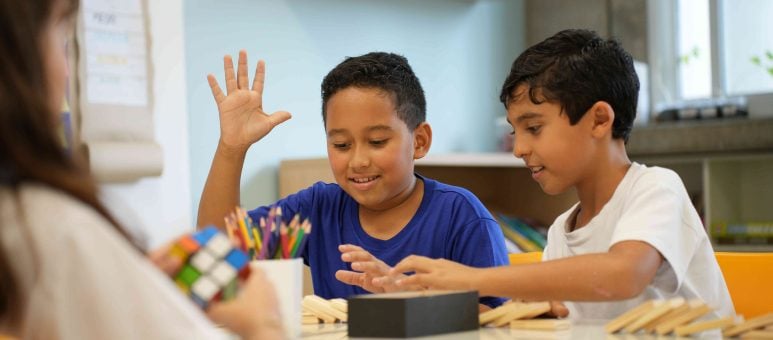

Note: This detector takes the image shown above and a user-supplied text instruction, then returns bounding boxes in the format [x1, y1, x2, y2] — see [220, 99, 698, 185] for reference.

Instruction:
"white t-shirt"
[0, 184, 229, 339]
[542, 163, 734, 320]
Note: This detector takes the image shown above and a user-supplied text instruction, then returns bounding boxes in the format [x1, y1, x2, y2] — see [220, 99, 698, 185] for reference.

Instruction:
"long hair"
[0, 0, 133, 324]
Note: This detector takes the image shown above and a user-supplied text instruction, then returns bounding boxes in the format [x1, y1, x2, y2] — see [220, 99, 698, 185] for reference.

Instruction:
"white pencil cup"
[250, 258, 303, 338]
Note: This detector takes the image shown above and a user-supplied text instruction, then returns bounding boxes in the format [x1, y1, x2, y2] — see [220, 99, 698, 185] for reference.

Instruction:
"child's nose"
[350, 146, 371, 168]
[513, 137, 529, 159]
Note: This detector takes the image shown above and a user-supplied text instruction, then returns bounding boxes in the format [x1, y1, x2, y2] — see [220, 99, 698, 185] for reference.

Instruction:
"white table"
[300, 319, 723, 339]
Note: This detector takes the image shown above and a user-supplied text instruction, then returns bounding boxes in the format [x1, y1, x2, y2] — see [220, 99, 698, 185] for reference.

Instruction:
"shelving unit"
[279, 152, 773, 252]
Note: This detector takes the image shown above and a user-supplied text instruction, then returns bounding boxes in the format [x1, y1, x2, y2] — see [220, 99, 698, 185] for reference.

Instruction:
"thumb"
[268, 110, 292, 128]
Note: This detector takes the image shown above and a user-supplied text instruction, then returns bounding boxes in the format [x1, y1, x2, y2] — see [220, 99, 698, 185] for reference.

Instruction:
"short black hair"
[500, 29, 639, 142]
[321, 52, 426, 130]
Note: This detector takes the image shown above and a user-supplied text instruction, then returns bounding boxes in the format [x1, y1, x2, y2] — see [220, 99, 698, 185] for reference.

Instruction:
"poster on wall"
[75, 0, 163, 182]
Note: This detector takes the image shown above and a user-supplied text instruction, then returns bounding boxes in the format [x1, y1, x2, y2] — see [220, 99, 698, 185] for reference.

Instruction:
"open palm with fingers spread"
[207, 50, 291, 151]
[335, 244, 422, 293]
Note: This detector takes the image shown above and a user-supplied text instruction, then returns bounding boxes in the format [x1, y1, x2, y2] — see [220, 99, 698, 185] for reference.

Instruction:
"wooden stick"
[510, 319, 571, 331]
[642, 299, 691, 333]
[674, 316, 736, 337]
[302, 295, 342, 323]
[654, 299, 712, 335]
[480, 303, 517, 325]
[329, 298, 348, 313]
[624, 298, 685, 333]
[491, 302, 551, 327]
[741, 330, 773, 339]
[605, 300, 659, 333]
[724, 313, 773, 337]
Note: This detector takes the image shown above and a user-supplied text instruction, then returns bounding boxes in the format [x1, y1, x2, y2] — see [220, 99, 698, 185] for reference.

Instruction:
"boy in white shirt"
[390, 29, 734, 320]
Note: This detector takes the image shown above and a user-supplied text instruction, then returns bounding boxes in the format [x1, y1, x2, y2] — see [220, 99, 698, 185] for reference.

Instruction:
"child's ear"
[589, 101, 615, 139]
[412, 122, 432, 159]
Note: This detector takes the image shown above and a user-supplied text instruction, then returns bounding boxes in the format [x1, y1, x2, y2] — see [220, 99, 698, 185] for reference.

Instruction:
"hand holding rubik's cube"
[170, 226, 251, 309]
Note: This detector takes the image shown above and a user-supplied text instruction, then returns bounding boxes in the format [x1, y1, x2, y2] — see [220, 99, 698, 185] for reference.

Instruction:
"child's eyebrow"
[366, 125, 393, 133]
[326, 129, 347, 137]
[516, 112, 542, 123]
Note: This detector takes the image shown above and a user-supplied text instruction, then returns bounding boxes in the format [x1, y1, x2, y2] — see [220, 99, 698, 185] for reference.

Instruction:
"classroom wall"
[184, 0, 526, 216]
[100, 0, 192, 249]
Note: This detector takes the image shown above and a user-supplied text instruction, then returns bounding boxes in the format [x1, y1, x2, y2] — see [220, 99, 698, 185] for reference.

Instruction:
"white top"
[0, 184, 228, 339]
[542, 163, 734, 320]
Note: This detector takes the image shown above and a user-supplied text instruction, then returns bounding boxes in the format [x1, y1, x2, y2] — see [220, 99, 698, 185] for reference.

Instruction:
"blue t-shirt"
[247, 174, 509, 307]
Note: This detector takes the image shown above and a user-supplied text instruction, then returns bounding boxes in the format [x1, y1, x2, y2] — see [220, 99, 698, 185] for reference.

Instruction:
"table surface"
[300, 319, 724, 339]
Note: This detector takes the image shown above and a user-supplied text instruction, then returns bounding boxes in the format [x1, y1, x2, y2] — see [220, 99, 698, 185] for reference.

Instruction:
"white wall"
[184, 0, 525, 216]
[100, 0, 192, 249]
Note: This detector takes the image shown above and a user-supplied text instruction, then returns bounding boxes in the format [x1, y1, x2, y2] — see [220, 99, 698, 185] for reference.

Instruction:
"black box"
[347, 290, 479, 338]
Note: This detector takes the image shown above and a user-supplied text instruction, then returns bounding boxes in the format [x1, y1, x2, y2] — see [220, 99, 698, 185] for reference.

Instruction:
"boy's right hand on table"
[207, 50, 291, 153]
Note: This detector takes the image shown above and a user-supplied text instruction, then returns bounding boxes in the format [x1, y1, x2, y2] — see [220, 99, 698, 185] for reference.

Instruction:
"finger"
[338, 244, 365, 253]
[341, 250, 374, 263]
[391, 255, 432, 275]
[395, 273, 430, 288]
[223, 54, 237, 94]
[351, 261, 383, 274]
[267, 110, 292, 129]
[251, 60, 265, 94]
[335, 270, 366, 286]
[207, 74, 226, 104]
[549, 301, 570, 318]
[237, 50, 248, 89]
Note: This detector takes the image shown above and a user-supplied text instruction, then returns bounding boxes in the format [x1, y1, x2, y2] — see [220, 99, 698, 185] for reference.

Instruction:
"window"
[650, 0, 773, 111]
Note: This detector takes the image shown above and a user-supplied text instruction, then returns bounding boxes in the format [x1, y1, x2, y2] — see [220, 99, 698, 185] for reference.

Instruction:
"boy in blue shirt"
[198, 51, 509, 309]
[391, 29, 733, 320]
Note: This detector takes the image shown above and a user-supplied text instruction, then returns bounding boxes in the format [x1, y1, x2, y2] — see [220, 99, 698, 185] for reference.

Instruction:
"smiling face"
[506, 85, 595, 195]
[325, 86, 429, 211]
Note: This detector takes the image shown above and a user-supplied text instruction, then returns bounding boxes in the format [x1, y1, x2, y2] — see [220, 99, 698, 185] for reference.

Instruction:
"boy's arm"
[196, 50, 291, 228]
[393, 240, 662, 302]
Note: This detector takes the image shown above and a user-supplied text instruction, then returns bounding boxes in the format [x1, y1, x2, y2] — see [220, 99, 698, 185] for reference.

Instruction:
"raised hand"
[335, 244, 416, 293]
[207, 50, 291, 152]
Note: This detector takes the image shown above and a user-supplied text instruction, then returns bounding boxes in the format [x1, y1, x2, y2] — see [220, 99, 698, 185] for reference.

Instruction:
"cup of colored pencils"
[223, 206, 310, 337]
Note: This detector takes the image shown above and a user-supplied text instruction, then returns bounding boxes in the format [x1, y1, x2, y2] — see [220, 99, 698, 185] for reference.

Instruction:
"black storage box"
[347, 290, 479, 338]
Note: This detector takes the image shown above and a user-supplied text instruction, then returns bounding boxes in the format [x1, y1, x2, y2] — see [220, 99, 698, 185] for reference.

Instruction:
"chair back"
[715, 252, 773, 318]
[508, 251, 543, 266]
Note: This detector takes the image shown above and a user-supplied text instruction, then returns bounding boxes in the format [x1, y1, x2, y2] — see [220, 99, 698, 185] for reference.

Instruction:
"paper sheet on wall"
[75, 0, 163, 183]
[82, 0, 147, 107]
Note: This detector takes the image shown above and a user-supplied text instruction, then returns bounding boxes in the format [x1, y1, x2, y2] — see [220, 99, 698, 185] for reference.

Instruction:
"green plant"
[750, 50, 773, 77]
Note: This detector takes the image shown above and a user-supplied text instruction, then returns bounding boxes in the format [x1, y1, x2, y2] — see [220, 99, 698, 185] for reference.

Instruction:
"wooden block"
[480, 303, 517, 325]
[642, 299, 691, 333]
[605, 300, 659, 333]
[490, 302, 551, 327]
[301, 295, 338, 323]
[725, 313, 773, 337]
[305, 295, 347, 322]
[624, 298, 685, 333]
[674, 316, 736, 337]
[510, 319, 571, 331]
[741, 330, 773, 339]
[330, 298, 347, 313]
[654, 299, 712, 335]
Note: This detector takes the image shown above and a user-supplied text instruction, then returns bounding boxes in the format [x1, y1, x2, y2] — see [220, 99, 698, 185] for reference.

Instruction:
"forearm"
[475, 253, 648, 302]
[197, 141, 248, 228]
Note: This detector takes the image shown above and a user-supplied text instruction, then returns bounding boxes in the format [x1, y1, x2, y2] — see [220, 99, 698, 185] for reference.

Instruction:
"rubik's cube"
[171, 226, 251, 309]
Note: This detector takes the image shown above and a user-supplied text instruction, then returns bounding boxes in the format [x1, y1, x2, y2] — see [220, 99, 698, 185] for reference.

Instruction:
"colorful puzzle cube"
[170, 226, 250, 308]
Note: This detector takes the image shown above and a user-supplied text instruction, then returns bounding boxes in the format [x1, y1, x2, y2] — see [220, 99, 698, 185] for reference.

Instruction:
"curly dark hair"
[321, 52, 426, 130]
[500, 29, 639, 142]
